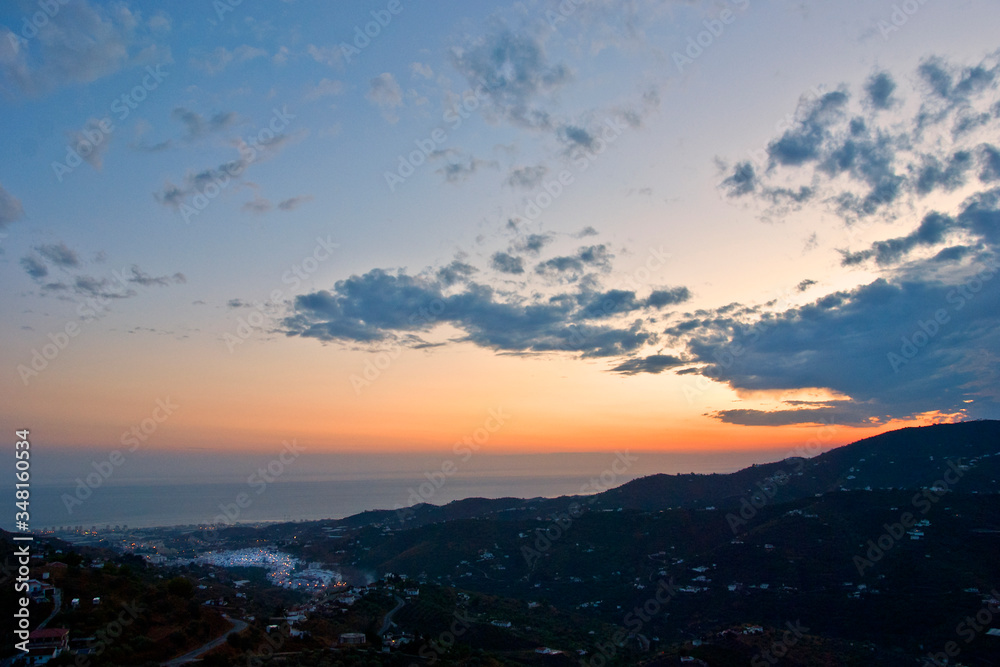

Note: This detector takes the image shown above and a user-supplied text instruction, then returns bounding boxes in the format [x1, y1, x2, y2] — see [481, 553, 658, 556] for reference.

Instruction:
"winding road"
[36, 589, 62, 630]
[379, 596, 405, 636]
[160, 614, 248, 666]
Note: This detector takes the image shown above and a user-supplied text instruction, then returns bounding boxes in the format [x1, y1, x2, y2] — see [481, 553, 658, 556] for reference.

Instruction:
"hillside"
[361, 420, 1000, 530]
[7, 420, 999, 665]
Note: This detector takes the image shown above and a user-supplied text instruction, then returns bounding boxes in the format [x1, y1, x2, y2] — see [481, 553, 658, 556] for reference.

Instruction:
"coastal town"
[7, 424, 1000, 667]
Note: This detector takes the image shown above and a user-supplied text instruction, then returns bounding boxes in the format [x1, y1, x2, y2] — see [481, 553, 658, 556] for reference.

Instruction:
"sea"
[8, 448, 798, 531]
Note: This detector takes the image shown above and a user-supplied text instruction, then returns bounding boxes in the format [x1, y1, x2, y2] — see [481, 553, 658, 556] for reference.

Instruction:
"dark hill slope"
[303, 421, 1000, 532]
[597, 420, 1000, 511]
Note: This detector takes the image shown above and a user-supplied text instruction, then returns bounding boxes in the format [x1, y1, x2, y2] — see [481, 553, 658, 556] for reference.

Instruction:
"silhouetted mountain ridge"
[600, 420, 1000, 511]
[373, 420, 1000, 528]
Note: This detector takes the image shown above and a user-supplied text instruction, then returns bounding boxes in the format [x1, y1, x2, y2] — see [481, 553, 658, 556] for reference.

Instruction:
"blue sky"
[2, 0, 1000, 466]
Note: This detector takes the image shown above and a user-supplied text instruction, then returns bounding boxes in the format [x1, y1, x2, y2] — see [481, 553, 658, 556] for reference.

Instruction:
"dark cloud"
[577, 244, 613, 269]
[646, 286, 692, 308]
[436, 260, 477, 287]
[281, 268, 655, 357]
[724, 52, 1000, 223]
[283, 270, 441, 343]
[610, 354, 687, 376]
[490, 252, 525, 274]
[72, 275, 134, 299]
[767, 90, 849, 166]
[20, 256, 48, 279]
[511, 233, 553, 255]
[979, 144, 1000, 182]
[155, 132, 296, 210]
[918, 56, 998, 107]
[710, 407, 861, 427]
[765, 186, 814, 204]
[822, 128, 906, 219]
[281, 254, 694, 360]
[0, 183, 24, 228]
[156, 158, 247, 209]
[931, 245, 973, 263]
[0, 1, 169, 97]
[797, 279, 817, 292]
[671, 263, 1000, 425]
[535, 244, 613, 277]
[278, 195, 313, 211]
[124, 266, 185, 287]
[864, 71, 897, 110]
[171, 107, 239, 140]
[242, 197, 272, 214]
[913, 151, 973, 195]
[437, 155, 497, 183]
[559, 125, 595, 151]
[721, 161, 758, 197]
[572, 287, 682, 321]
[450, 27, 571, 129]
[841, 187, 1000, 267]
[506, 165, 547, 189]
[36, 242, 80, 268]
[577, 289, 640, 319]
[840, 211, 952, 266]
[137, 108, 240, 151]
[953, 109, 993, 138]
[720, 161, 813, 205]
[21, 243, 84, 282]
[918, 57, 954, 100]
[915, 56, 1000, 131]
[29, 258, 185, 301]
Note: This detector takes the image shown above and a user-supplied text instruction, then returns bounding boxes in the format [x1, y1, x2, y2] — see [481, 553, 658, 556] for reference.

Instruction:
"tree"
[167, 576, 194, 599]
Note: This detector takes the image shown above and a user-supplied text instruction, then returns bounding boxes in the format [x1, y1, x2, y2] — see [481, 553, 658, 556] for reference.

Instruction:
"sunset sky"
[2, 0, 999, 477]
